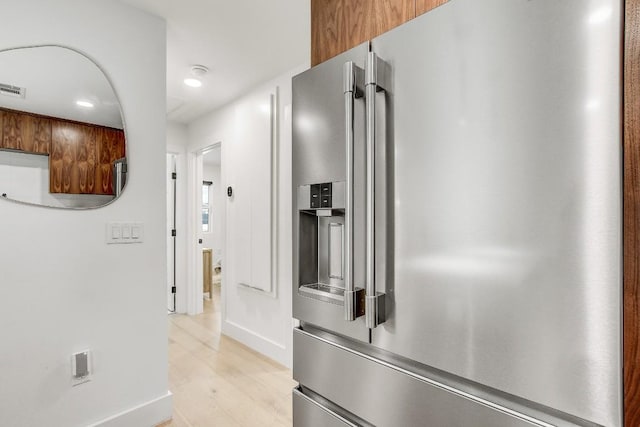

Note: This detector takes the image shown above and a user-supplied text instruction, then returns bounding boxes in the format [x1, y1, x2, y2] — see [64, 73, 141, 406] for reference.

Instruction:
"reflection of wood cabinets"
[311, 0, 448, 66]
[97, 127, 126, 195]
[1, 109, 51, 154]
[49, 121, 125, 195]
[0, 107, 124, 195]
[50, 122, 97, 194]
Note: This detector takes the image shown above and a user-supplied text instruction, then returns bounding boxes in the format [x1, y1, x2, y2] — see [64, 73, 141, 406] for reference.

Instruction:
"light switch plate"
[130, 222, 144, 242]
[111, 224, 121, 240]
[107, 222, 144, 244]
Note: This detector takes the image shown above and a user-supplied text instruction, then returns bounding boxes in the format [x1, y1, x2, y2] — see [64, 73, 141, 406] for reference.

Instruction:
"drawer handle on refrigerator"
[293, 387, 359, 427]
[364, 52, 387, 329]
[343, 61, 365, 321]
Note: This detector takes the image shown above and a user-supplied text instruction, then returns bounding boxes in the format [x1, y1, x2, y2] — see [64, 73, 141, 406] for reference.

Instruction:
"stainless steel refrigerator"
[291, 0, 622, 426]
[113, 157, 127, 197]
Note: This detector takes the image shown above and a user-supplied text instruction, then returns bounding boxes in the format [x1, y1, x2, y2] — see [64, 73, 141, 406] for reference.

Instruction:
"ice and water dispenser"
[297, 181, 363, 313]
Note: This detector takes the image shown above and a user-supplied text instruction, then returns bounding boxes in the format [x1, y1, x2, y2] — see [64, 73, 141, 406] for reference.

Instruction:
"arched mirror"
[0, 46, 126, 208]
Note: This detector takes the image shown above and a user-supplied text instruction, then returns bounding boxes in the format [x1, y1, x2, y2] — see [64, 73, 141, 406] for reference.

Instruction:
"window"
[202, 181, 212, 232]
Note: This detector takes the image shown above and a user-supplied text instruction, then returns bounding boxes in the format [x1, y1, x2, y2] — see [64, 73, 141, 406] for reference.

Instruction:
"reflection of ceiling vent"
[0, 83, 26, 99]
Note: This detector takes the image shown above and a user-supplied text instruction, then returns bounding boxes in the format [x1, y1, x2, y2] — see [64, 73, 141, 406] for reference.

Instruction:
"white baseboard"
[223, 319, 289, 368]
[88, 391, 172, 427]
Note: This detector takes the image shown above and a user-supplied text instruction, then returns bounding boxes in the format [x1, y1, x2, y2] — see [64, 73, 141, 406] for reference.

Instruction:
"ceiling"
[118, 0, 310, 125]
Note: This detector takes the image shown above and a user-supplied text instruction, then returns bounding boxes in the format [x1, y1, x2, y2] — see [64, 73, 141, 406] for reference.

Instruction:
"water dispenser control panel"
[298, 181, 345, 211]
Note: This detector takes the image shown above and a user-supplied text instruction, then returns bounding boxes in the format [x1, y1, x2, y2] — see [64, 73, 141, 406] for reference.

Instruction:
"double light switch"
[107, 222, 144, 244]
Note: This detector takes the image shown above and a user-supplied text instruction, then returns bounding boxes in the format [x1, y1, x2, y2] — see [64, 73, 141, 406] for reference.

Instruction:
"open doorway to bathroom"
[201, 145, 223, 306]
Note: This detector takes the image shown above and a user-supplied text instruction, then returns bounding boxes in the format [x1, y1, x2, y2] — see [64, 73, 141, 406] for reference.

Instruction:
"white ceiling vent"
[0, 83, 26, 99]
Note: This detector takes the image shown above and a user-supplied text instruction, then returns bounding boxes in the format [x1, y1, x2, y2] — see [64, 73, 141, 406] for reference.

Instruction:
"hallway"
[161, 286, 295, 426]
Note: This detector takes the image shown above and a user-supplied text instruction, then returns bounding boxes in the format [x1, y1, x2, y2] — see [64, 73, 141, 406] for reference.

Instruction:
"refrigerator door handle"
[343, 61, 365, 321]
[364, 52, 387, 328]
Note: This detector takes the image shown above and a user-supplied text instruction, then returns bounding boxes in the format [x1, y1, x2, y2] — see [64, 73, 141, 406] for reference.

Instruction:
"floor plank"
[158, 286, 295, 427]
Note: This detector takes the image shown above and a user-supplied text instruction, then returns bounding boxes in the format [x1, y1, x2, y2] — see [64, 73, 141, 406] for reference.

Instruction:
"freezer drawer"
[294, 328, 552, 427]
[293, 388, 358, 427]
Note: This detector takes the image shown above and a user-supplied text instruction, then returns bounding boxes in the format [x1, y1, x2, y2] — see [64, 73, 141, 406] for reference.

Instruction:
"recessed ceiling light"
[191, 65, 209, 76]
[183, 65, 209, 88]
[76, 100, 94, 108]
[184, 78, 203, 88]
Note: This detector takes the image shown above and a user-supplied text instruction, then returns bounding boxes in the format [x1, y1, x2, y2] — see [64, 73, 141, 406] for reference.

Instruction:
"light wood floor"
[159, 286, 296, 427]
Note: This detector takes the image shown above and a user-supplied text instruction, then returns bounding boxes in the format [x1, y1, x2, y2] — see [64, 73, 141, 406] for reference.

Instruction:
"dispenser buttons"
[321, 183, 332, 196]
[310, 183, 332, 208]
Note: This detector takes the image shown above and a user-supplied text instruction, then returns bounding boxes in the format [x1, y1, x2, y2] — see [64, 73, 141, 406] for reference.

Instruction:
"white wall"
[0, 151, 113, 208]
[167, 121, 188, 314]
[0, 151, 52, 205]
[0, 2, 169, 427]
[188, 66, 305, 368]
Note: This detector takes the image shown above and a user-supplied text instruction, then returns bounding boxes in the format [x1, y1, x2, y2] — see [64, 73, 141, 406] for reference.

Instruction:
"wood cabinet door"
[1, 110, 51, 154]
[50, 122, 98, 194]
[371, 0, 415, 39]
[415, 0, 448, 16]
[29, 116, 52, 155]
[51, 123, 124, 195]
[0, 110, 4, 148]
[50, 121, 80, 194]
[311, 0, 414, 66]
[76, 124, 97, 194]
[2, 110, 22, 150]
[96, 128, 125, 195]
[625, 0, 640, 425]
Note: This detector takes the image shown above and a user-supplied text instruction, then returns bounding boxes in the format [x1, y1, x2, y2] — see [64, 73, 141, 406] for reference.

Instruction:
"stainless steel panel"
[319, 216, 344, 286]
[294, 329, 551, 427]
[298, 185, 311, 210]
[293, 388, 357, 427]
[370, 0, 622, 425]
[329, 223, 344, 280]
[331, 181, 346, 209]
[293, 43, 369, 342]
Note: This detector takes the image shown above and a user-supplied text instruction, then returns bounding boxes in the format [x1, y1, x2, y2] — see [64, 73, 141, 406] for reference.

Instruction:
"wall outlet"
[71, 350, 91, 386]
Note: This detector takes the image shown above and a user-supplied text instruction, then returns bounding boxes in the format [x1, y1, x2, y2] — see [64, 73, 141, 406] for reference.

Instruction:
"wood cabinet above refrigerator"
[311, 0, 449, 66]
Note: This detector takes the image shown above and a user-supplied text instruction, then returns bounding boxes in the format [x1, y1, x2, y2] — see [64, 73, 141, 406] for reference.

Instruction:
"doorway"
[201, 145, 223, 303]
[187, 142, 224, 316]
